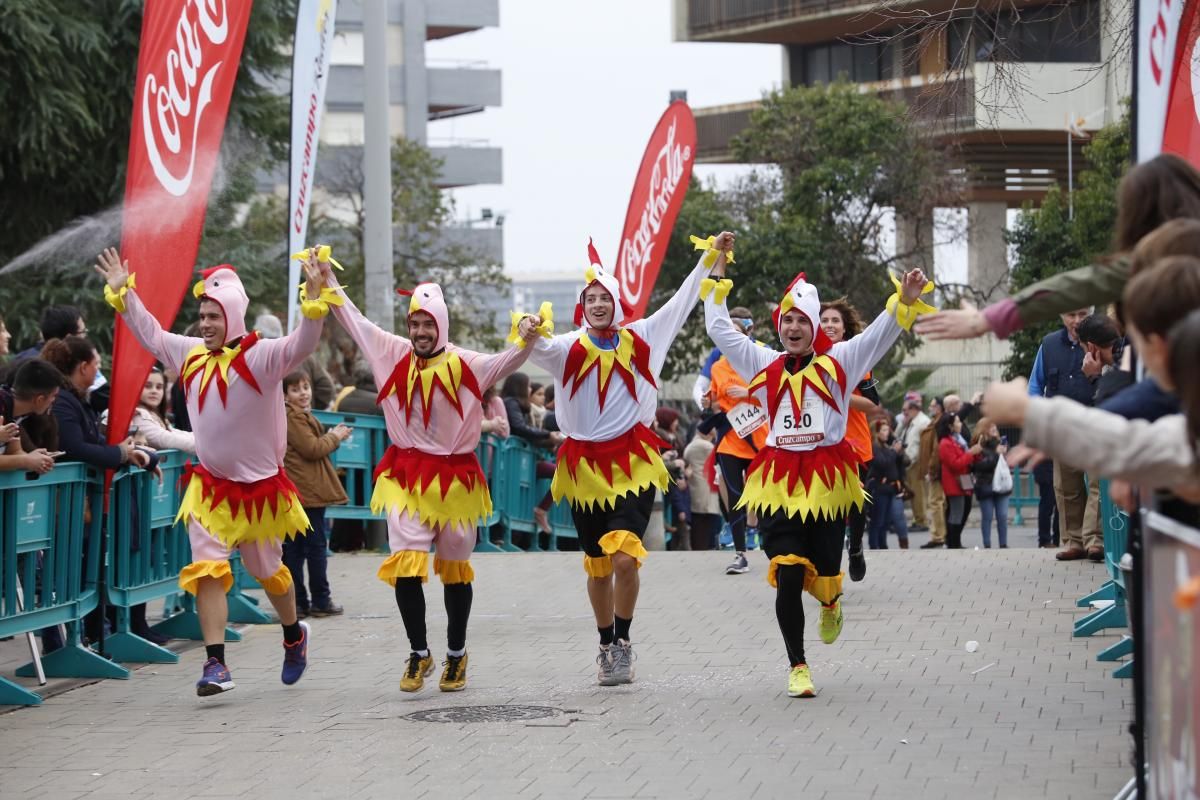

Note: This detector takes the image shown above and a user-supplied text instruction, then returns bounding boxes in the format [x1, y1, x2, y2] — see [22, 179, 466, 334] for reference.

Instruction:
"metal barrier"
[1009, 467, 1041, 526]
[1143, 510, 1200, 798]
[1074, 480, 1130, 645]
[313, 410, 388, 519]
[0, 464, 129, 705]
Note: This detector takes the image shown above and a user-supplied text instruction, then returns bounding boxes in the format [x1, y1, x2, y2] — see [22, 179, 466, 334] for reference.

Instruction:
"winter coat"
[971, 439, 1010, 499]
[938, 436, 978, 498]
[284, 403, 349, 509]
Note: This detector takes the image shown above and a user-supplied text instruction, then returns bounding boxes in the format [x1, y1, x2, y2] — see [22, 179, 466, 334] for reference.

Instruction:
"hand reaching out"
[332, 424, 353, 442]
[94, 247, 131, 291]
[913, 300, 992, 341]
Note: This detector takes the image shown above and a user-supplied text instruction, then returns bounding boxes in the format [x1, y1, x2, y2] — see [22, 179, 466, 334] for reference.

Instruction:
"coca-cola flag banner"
[108, 0, 255, 444]
[1161, 0, 1200, 162]
[286, 0, 337, 331]
[614, 101, 696, 321]
[1137, 0, 1188, 161]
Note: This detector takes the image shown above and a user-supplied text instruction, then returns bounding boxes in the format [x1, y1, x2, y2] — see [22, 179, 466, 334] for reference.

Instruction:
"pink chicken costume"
[326, 282, 543, 586]
[105, 267, 335, 595]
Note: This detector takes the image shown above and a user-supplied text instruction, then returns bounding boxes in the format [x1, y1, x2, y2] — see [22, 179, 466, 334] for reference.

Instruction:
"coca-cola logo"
[618, 117, 692, 307]
[1148, 0, 1177, 85]
[141, 0, 230, 197]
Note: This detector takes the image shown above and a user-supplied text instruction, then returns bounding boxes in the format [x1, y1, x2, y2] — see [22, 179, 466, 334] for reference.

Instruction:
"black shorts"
[759, 507, 845, 577]
[570, 487, 656, 558]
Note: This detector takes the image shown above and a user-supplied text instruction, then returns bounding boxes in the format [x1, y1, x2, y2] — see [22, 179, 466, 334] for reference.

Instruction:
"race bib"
[773, 393, 826, 447]
[728, 401, 767, 439]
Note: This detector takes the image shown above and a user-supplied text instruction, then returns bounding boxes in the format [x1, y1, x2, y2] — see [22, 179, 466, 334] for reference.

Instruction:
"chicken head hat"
[399, 282, 450, 352]
[574, 238, 635, 329]
[772, 272, 833, 354]
[192, 265, 249, 344]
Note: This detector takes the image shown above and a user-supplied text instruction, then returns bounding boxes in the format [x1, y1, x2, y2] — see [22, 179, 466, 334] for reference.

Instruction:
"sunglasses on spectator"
[733, 318, 753, 330]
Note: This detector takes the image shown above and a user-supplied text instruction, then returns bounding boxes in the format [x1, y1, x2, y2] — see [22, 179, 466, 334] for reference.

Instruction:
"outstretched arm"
[467, 312, 547, 389]
[94, 248, 195, 372]
[915, 258, 1128, 341]
[257, 251, 333, 381]
[702, 233, 775, 382]
[632, 235, 722, 374]
[836, 269, 935, 387]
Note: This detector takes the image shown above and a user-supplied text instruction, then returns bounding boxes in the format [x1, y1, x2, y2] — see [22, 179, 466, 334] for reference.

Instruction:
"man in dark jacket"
[1028, 308, 1101, 561]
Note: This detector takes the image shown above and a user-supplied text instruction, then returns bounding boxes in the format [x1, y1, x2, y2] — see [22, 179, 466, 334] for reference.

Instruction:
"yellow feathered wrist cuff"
[690, 234, 734, 268]
[298, 283, 345, 320]
[290, 244, 344, 271]
[508, 301, 554, 348]
[700, 277, 733, 304]
[103, 273, 137, 313]
[885, 273, 937, 331]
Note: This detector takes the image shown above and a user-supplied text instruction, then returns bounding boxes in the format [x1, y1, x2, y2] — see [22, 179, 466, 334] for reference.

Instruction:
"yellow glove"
[103, 273, 137, 313]
[298, 282, 346, 320]
[690, 234, 735, 268]
[885, 272, 937, 331]
[699, 277, 733, 304]
[290, 244, 344, 271]
[508, 302, 555, 348]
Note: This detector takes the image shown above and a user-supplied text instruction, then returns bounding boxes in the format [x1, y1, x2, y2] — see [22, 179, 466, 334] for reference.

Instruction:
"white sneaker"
[725, 553, 750, 575]
[610, 639, 636, 684]
[596, 645, 618, 686]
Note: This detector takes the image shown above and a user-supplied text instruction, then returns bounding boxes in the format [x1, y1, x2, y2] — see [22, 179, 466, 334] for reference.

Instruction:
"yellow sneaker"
[399, 651, 434, 692]
[818, 599, 843, 644]
[440, 653, 468, 692]
[788, 664, 816, 698]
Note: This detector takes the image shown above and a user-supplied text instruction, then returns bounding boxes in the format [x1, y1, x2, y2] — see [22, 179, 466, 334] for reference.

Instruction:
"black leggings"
[846, 463, 870, 553]
[762, 510, 845, 666]
[716, 453, 752, 551]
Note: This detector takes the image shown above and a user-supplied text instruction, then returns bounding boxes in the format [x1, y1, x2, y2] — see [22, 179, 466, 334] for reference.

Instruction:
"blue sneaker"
[281, 621, 310, 686]
[196, 657, 235, 697]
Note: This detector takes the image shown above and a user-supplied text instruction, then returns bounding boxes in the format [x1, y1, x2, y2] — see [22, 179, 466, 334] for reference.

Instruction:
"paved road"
[0, 548, 1132, 799]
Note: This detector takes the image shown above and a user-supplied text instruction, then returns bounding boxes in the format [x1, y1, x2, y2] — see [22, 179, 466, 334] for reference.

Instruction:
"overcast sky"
[425, 0, 974, 284]
[425, 1, 782, 276]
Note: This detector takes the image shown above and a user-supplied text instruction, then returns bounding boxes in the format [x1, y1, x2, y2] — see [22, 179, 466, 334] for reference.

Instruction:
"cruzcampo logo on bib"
[773, 393, 825, 447]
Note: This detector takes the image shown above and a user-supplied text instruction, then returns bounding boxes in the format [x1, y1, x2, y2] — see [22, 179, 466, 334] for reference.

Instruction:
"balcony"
[693, 63, 1111, 205]
[334, 0, 499, 39]
[429, 140, 503, 187]
[325, 65, 406, 111]
[427, 63, 502, 117]
[427, 0, 500, 39]
[683, 0, 913, 43]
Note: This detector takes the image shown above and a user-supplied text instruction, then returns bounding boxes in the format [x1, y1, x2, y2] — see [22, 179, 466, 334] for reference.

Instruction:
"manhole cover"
[403, 705, 564, 723]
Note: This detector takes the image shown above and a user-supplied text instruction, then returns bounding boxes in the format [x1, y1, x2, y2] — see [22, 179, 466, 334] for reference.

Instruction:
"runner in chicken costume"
[523, 235, 720, 685]
[95, 246, 335, 697]
[702, 235, 935, 698]
[314, 262, 546, 693]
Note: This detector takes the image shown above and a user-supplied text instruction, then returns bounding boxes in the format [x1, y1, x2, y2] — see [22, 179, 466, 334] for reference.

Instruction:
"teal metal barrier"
[495, 438, 541, 551]
[1009, 468, 1040, 526]
[313, 410, 388, 519]
[103, 451, 190, 663]
[474, 434, 512, 552]
[0, 464, 129, 705]
[1072, 480, 1134, 681]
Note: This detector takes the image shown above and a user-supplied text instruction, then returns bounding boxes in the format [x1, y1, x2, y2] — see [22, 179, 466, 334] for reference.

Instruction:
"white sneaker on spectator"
[725, 552, 750, 575]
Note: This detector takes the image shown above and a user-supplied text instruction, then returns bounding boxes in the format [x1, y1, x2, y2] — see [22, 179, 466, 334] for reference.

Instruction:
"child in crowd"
[283, 369, 352, 618]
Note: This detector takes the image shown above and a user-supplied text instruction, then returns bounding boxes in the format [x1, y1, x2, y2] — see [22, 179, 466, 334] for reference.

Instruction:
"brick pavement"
[0, 548, 1132, 799]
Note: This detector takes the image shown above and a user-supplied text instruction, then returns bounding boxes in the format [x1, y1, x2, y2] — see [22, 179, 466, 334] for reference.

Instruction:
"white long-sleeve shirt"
[529, 254, 712, 442]
[704, 293, 904, 452]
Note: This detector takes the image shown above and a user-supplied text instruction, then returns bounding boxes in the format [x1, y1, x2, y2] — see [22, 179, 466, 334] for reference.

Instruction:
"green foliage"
[0, 0, 294, 265]
[652, 82, 956, 383]
[1002, 112, 1131, 380]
